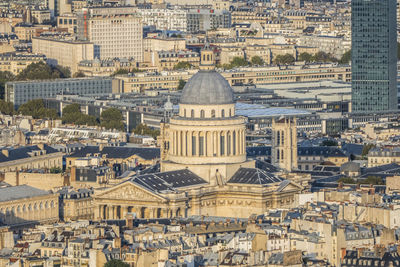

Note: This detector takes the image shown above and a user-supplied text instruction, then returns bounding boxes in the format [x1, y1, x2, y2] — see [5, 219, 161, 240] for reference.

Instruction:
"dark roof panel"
[228, 168, 283, 185]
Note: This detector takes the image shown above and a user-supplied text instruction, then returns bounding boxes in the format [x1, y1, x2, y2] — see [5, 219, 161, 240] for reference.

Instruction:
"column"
[182, 131, 187, 156]
[171, 131, 175, 155]
[223, 131, 227, 156]
[235, 130, 239, 156]
[188, 131, 192, 156]
[242, 130, 246, 154]
[217, 131, 221, 156]
[207, 132, 212, 157]
[177, 131, 181, 156]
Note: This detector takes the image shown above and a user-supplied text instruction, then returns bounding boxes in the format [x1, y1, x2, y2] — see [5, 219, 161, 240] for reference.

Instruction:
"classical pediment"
[276, 180, 303, 192]
[95, 181, 165, 202]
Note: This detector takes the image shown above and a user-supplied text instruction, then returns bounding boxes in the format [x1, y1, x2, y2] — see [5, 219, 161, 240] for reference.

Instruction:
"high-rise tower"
[351, 0, 397, 112]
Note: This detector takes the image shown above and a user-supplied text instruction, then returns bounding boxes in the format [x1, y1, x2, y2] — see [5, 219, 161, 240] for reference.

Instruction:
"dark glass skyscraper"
[351, 0, 397, 112]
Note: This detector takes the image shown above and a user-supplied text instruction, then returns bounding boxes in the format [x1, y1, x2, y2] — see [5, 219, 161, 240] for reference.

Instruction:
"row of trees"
[62, 104, 125, 131]
[0, 100, 127, 131]
[0, 61, 71, 99]
[216, 50, 351, 70]
[338, 175, 384, 185]
[218, 56, 265, 69]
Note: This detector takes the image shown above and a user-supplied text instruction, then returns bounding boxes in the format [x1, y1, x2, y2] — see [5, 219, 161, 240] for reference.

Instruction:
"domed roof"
[180, 70, 234, 105]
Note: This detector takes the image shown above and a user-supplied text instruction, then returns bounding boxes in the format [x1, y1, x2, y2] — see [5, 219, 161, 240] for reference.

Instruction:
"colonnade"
[0, 199, 57, 225]
[170, 129, 246, 157]
[98, 204, 184, 220]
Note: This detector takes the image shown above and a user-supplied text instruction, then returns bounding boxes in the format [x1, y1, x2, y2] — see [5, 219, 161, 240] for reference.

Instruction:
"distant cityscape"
[0, 0, 399, 266]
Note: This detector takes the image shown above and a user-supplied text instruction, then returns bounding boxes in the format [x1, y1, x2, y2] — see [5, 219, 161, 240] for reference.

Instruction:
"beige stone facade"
[0, 53, 46, 75]
[32, 37, 94, 74]
[116, 63, 351, 93]
[272, 117, 298, 172]
[3, 171, 66, 191]
[0, 187, 59, 227]
[93, 49, 302, 220]
[0, 145, 63, 173]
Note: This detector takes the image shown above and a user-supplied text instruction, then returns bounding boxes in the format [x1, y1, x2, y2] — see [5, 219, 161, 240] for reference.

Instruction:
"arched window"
[221, 110, 225, 118]
[220, 134, 225, 155]
[211, 110, 215, 118]
[207, 54, 210, 61]
[229, 109, 232, 117]
[191, 109, 194, 118]
[200, 110, 205, 118]
[184, 109, 186, 117]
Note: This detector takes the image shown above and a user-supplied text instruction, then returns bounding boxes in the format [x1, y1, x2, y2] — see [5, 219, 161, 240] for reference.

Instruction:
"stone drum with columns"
[93, 47, 303, 219]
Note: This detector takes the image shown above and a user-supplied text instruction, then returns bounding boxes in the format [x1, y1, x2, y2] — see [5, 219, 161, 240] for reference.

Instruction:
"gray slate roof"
[180, 70, 234, 105]
[0, 185, 51, 202]
[0, 144, 58, 163]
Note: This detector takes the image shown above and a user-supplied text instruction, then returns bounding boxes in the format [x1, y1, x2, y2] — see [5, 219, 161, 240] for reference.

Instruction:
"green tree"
[177, 79, 186, 90]
[339, 50, 351, 64]
[100, 108, 124, 131]
[0, 71, 15, 99]
[17, 99, 59, 119]
[321, 140, 338, 147]
[361, 143, 375, 158]
[298, 52, 313, 62]
[312, 51, 337, 63]
[398, 43, 400, 60]
[50, 167, 62, 173]
[250, 56, 264, 66]
[274, 54, 296, 65]
[62, 104, 98, 126]
[0, 100, 15, 115]
[63, 104, 81, 115]
[338, 177, 356, 184]
[16, 61, 70, 81]
[73, 71, 86, 78]
[361, 176, 383, 185]
[173, 62, 192, 70]
[134, 123, 160, 138]
[230, 57, 249, 68]
[112, 69, 130, 76]
[104, 259, 129, 267]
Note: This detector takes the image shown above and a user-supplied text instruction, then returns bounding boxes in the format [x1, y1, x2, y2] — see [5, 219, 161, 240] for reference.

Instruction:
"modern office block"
[5, 77, 117, 107]
[351, 0, 397, 112]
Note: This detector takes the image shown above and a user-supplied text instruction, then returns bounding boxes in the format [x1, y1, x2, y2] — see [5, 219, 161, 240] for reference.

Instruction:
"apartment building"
[116, 63, 351, 93]
[137, 8, 187, 32]
[32, 37, 94, 74]
[0, 53, 46, 75]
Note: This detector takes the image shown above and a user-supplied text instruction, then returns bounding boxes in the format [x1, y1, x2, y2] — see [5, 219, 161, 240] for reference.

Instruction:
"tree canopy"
[133, 123, 160, 138]
[62, 104, 98, 126]
[17, 99, 59, 119]
[339, 50, 351, 64]
[230, 57, 249, 68]
[104, 259, 129, 267]
[16, 61, 70, 81]
[250, 56, 264, 66]
[173, 62, 192, 70]
[100, 108, 125, 131]
[298, 52, 313, 63]
[321, 140, 338, 147]
[274, 54, 296, 65]
[0, 100, 15, 115]
[177, 79, 186, 90]
[361, 143, 375, 158]
[312, 51, 337, 63]
[0, 71, 15, 99]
